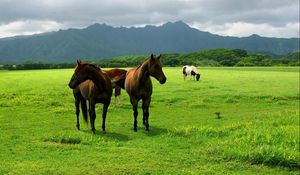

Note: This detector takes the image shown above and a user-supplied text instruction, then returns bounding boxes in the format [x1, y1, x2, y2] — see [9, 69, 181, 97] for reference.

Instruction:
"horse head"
[148, 54, 167, 84]
[68, 60, 97, 89]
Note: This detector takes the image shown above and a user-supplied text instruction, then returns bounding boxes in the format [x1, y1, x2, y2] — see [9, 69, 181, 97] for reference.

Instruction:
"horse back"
[104, 69, 126, 77]
[191, 66, 199, 74]
[104, 69, 127, 89]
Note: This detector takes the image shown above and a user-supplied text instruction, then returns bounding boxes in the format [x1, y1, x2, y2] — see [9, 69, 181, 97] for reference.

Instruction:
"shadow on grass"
[142, 125, 168, 137]
[104, 132, 130, 141]
[81, 125, 168, 139]
[44, 135, 81, 145]
[82, 130, 130, 141]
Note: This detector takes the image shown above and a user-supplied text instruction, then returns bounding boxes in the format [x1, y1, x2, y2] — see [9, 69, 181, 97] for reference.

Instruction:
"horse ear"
[151, 54, 154, 60]
[157, 54, 161, 60]
[77, 60, 81, 65]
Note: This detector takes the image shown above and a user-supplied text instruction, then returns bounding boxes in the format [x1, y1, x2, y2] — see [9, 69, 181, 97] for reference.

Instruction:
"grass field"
[0, 67, 299, 174]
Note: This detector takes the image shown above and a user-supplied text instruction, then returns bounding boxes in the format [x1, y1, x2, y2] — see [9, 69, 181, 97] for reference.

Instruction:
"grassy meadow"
[0, 67, 299, 174]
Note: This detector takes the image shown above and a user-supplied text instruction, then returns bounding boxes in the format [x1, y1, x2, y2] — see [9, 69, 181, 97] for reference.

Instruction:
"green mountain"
[0, 21, 299, 63]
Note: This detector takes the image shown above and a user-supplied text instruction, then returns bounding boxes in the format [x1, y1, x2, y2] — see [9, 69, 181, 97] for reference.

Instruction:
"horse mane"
[136, 57, 151, 70]
[135, 58, 151, 82]
[88, 64, 101, 71]
[83, 63, 108, 92]
[76, 61, 101, 71]
[135, 63, 143, 70]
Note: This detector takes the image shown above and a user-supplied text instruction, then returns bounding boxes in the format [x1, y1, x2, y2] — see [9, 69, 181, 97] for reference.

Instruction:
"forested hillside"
[0, 21, 299, 63]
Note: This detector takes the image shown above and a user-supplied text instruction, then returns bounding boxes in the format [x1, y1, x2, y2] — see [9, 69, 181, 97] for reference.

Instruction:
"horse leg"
[183, 74, 186, 81]
[142, 97, 151, 131]
[102, 102, 109, 134]
[75, 98, 80, 130]
[116, 86, 121, 106]
[118, 95, 121, 107]
[89, 100, 96, 134]
[113, 88, 117, 108]
[130, 97, 138, 132]
[142, 100, 146, 125]
[114, 96, 117, 108]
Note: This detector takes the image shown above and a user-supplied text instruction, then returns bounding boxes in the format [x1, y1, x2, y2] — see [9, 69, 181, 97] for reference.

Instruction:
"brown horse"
[71, 67, 126, 133]
[68, 60, 112, 134]
[103, 68, 127, 107]
[125, 54, 167, 131]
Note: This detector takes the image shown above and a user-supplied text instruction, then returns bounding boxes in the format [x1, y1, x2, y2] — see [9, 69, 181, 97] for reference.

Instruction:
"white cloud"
[190, 22, 300, 38]
[0, 20, 63, 38]
[0, 0, 299, 38]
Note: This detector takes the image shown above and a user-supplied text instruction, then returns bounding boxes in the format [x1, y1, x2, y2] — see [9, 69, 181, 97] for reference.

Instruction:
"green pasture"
[0, 67, 299, 174]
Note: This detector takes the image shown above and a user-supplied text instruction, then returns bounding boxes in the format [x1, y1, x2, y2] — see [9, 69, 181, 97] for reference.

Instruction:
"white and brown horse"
[182, 65, 200, 81]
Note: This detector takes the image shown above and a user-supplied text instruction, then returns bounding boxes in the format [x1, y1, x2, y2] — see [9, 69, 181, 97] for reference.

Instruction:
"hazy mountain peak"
[162, 21, 190, 28]
[85, 23, 113, 30]
[249, 34, 261, 38]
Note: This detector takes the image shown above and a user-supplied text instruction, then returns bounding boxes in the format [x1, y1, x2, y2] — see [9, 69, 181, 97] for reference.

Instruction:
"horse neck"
[137, 60, 150, 83]
[86, 66, 107, 92]
[192, 66, 198, 74]
[135, 61, 150, 83]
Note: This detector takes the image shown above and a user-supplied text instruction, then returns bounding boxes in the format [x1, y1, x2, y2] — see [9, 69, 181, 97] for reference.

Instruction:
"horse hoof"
[133, 128, 137, 132]
[76, 125, 80, 130]
[102, 130, 106, 134]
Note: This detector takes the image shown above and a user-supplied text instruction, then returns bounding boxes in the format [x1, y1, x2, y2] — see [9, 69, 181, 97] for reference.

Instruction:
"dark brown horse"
[71, 67, 126, 133]
[103, 68, 127, 107]
[125, 54, 167, 131]
[68, 60, 112, 134]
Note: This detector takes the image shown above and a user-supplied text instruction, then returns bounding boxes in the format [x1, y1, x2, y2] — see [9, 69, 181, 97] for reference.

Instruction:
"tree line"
[1, 49, 299, 70]
[0, 62, 75, 70]
[95, 49, 299, 67]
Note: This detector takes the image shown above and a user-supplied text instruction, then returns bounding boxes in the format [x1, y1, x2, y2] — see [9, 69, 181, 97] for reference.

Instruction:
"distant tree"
[232, 49, 248, 57]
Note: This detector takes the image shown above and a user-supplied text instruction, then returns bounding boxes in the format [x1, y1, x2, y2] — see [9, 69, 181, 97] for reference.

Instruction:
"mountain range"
[0, 21, 299, 63]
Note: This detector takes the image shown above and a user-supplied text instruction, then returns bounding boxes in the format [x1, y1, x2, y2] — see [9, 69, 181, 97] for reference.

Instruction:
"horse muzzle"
[159, 77, 167, 84]
[68, 82, 76, 89]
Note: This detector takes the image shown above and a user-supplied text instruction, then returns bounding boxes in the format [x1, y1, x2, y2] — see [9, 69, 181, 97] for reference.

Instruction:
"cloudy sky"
[0, 0, 299, 38]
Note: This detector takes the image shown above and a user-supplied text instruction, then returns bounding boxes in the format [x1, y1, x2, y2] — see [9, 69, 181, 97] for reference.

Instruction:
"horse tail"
[80, 97, 88, 123]
[115, 86, 121, 97]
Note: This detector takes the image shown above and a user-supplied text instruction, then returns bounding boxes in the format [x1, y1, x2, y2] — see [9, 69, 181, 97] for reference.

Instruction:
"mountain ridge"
[0, 21, 299, 63]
